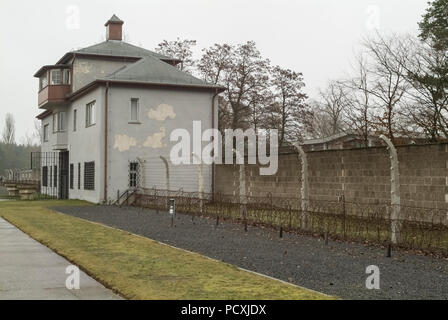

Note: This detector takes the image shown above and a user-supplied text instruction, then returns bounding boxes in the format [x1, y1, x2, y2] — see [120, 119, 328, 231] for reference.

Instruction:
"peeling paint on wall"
[77, 61, 92, 74]
[143, 127, 166, 149]
[147, 104, 176, 121]
[114, 134, 137, 152]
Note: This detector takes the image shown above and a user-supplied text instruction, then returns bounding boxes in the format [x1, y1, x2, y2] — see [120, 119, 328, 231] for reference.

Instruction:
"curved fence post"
[232, 148, 247, 226]
[192, 153, 204, 213]
[159, 156, 170, 208]
[380, 135, 401, 244]
[294, 144, 309, 230]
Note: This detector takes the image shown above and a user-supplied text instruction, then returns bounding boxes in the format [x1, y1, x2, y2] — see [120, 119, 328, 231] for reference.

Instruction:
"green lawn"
[0, 200, 333, 300]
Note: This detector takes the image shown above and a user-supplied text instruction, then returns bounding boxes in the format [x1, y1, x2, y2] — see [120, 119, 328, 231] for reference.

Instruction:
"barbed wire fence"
[127, 149, 448, 257]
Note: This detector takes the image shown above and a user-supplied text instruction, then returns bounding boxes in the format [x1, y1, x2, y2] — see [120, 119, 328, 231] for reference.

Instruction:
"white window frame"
[43, 124, 49, 142]
[86, 101, 96, 127]
[50, 69, 62, 85]
[62, 69, 71, 85]
[58, 111, 66, 132]
[129, 98, 140, 123]
[52, 112, 66, 132]
[39, 73, 48, 91]
[52, 113, 58, 133]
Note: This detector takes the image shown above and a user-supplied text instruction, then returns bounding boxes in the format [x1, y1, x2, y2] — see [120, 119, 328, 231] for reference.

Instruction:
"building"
[300, 133, 383, 151]
[300, 132, 430, 152]
[35, 15, 224, 203]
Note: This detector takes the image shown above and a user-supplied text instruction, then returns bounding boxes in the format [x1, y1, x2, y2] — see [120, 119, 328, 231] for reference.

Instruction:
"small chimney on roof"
[105, 14, 124, 41]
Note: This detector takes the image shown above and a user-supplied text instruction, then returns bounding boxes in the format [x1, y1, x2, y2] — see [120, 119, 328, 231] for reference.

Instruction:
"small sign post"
[169, 198, 175, 227]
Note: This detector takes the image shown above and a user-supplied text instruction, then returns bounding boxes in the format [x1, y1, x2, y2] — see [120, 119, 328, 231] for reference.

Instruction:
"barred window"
[42, 166, 48, 187]
[54, 165, 57, 188]
[78, 163, 81, 189]
[73, 109, 77, 132]
[84, 161, 95, 190]
[49, 166, 52, 187]
[129, 161, 139, 188]
[70, 164, 74, 189]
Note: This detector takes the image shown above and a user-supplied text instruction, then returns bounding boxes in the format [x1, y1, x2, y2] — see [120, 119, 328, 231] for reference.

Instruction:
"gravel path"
[53, 205, 448, 300]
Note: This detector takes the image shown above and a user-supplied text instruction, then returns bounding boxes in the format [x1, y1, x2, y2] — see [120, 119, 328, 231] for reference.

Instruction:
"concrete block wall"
[215, 143, 448, 210]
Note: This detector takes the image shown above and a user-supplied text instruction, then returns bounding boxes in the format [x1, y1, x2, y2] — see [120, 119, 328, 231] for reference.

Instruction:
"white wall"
[66, 87, 104, 203]
[106, 86, 218, 202]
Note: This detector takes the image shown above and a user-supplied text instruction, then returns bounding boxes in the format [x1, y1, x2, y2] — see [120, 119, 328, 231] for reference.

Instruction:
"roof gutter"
[104, 81, 110, 203]
[211, 88, 219, 201]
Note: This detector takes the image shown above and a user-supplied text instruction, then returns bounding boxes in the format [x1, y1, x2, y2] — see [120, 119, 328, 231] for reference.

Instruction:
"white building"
[35, 15, 223, 203]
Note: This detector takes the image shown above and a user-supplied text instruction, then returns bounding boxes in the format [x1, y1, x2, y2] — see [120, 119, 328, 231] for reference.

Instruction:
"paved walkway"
[0, 218, 121, 300]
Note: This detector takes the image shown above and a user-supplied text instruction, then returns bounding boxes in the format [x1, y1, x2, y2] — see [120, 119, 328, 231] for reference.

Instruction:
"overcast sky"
[0, 0, 428, 142]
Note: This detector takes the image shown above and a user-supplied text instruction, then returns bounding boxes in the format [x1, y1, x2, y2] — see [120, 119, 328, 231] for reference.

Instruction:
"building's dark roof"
[103, 55, 224, 90]
[57, 40, 181, 65]
[36, 110, 52, 120]
[105, 14, 123, 26]
[34, 64, 71, 77]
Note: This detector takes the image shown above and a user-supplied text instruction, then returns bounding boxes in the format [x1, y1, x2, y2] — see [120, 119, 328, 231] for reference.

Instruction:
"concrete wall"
[72, 57, 131, 92]
[40, 87, 104, 203]
[66, 87, 105, 203]
[216, 144, 448, 210]
[106, 86, 217, 202]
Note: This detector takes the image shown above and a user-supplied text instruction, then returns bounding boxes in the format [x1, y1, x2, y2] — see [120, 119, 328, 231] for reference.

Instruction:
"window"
[62, 69, 71, 85]
[86, 101, 96, 127]
[39, 73, 48, 91]
[70, 164, 74, 189]
[129, 161, 139, 188]
[58, 112, 66, 131]
[42, 166, 48, 187]
[43, 124, 49, 142]
[53, 114, 57, 133]
[130, 98, 139, 122]
[52, 112, 66, 132]
[49, 166, 52, 187]
[50, 69, 62, 85]
[78, 163, 81, 189]
[73, 109, 77, 131]
[53, 165, 57, 188]
[84, 161, 95, 190]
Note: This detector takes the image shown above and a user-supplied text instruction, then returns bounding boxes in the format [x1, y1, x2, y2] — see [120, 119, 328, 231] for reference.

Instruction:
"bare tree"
[33, 120, 42, 145]
[2, 113, 15, 144]
[362, 34, 410, 143]
[199, 41, 270, 129]
[20, 133, 35, 147]
[156, 38, 197, 73]
[315, 81, 348, 136]
[198, 44, 232, 84]
[268, 66, 308, 144]
[342, 55, 374, 146]
[306, 104, 338, 139]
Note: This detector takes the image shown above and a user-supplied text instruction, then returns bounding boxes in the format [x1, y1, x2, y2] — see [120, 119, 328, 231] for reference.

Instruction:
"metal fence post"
[160, 156, 170, 209]
[192, 153, 204, 213]
[294, 144, 309, 231]
[380, 135, 401, 245]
